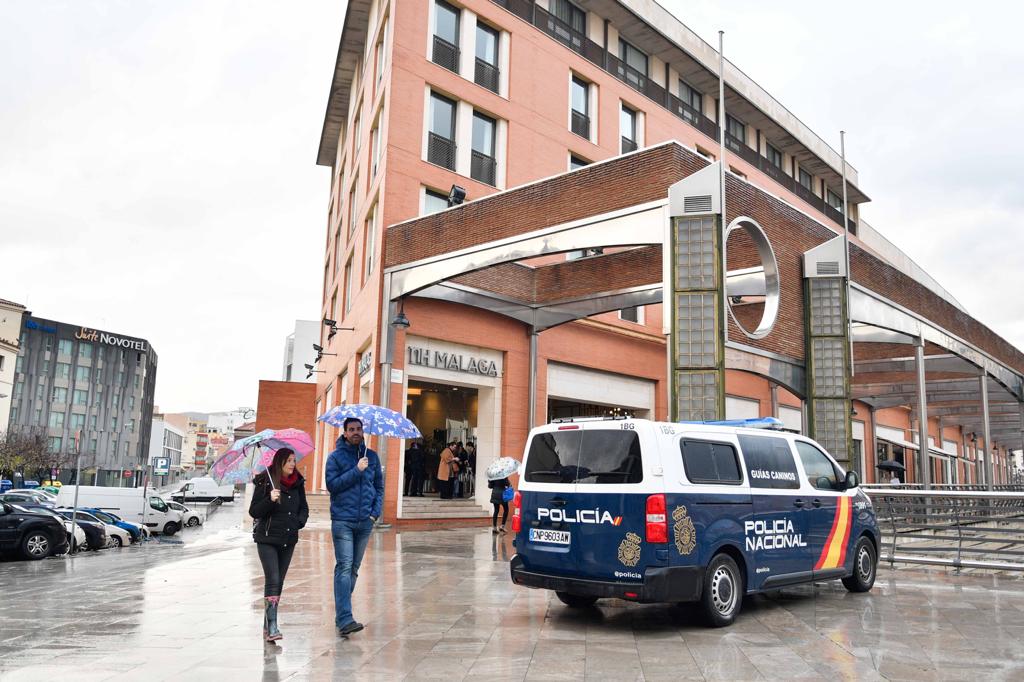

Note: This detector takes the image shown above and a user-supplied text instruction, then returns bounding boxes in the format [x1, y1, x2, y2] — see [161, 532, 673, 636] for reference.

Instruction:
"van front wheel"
[555, 591, 598, 608]
[700, 554, 742, 627]
[842, 537, 876, 593]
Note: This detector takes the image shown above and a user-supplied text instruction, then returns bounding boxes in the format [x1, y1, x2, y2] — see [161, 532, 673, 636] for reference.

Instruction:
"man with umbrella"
[325, 417, 384, 637]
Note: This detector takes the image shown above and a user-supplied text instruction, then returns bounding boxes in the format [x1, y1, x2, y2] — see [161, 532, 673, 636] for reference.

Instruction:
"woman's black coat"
[488, 477, 510, 505]
[249, 472, 309, 547]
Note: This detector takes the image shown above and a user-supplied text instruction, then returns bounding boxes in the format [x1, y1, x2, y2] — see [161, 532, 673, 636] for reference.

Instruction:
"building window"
[348, 175, 360, 234]
[9, 406, 16, 423]
[569, 154, 590, 170]
[75, 366, 91, 382]
[111, 415, 118, 430]
[570, 76, 590, 139]
[471, 111, 497, 186]
[678, 79, 702, 117]
[343, 258, 354, 314]
[47, 436, 62, 453]
[364, 204, 377, 279]
[89, 414, 97, 430]
[70, 413, 85, 430]
[424, 188, 449, 214]
[334, 227, 343, 273]
[427, 92, 457, 170]
[330, 291, 338, 326]
[765, 142, 782, 169]
[548, 0, 586, 50]
[78, 343, 93, 359]
[370, 120, 382, 177]
[56, 362, 71, 379]
[619, 306, 643, 324]
[53, 387, 67, 403]
[58, 339, 73, 355]
[34, 408, 41, 424]
[432, 0, 460, 73]
[474, 22, 500, 93]
[352, 110, 362, 153]
[128, 419, 135, 433]
[13, 381, 23, 399]
[566, 247, 603, 260]
[726, 114, 746, 148]
[49, 412, 65, 428]
[375, 19, 388, 87]
[15, 355, 23, 372]
[128, 396, 135, 410]
[73, 389, 88, 405]
[89, 438, 97, 453]
[620, 104, 638, 154]
[617, 38, 648, 88]
[798, 167, 813, 191]
[826, 188, 844, 212]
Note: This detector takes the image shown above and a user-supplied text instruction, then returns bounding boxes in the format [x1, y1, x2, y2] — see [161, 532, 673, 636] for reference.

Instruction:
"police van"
[509, 417, 879, 626]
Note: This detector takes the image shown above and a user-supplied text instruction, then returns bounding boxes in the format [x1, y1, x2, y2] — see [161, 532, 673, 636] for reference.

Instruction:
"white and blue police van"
[509, 417, 879, 626]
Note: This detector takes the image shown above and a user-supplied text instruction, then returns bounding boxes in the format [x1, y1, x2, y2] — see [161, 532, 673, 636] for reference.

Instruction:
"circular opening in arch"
[725, 217, 780, 340]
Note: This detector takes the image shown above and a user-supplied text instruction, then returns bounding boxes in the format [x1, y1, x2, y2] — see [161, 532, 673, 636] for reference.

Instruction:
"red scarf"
[279, 471, 300, 489]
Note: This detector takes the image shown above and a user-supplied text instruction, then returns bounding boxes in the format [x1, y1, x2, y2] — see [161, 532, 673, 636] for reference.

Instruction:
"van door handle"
[812, 499, 822, 508]
[793, 498, 805, 508]
[550, 498, 567, 507]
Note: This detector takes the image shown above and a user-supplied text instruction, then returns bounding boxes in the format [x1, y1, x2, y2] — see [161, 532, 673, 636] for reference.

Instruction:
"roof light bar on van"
[551, 415, 628, 423]
[678, 417, 785, 430]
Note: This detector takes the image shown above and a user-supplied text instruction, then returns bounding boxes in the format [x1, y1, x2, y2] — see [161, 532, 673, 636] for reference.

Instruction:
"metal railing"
[427, 132, 457, 170]
[570, 109, 590, 139]
[432, 35, 460, 73]
[470, 150, 497, 186]
[620, 136, 637, 154]
[474, 58, 500, 93]
[488, 0, 854, 233]
[864, 487, 1024, 571]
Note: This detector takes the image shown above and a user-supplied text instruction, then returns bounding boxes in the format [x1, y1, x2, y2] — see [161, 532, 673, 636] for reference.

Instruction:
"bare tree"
[0, 428, 48, 481]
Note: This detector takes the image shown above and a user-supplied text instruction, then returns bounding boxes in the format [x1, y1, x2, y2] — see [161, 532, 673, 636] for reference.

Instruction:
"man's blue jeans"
[331, 518, 373, 628]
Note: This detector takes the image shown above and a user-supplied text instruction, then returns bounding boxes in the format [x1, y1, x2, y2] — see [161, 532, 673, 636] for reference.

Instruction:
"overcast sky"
[2, 1, 1022, 413]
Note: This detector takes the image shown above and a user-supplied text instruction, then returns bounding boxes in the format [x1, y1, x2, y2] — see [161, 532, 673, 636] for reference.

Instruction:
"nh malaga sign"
[407, 346, 499, 377]
[75, 327, 148, 352]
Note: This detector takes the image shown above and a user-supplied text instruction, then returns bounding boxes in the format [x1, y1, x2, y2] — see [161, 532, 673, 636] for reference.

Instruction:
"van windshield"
[525, 429, 643, 484]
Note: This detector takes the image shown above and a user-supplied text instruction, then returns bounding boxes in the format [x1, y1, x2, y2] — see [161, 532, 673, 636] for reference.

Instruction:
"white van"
[56, 485, 184, 536]
[509, 417, 879, 627]
[170, 477, 236, 504]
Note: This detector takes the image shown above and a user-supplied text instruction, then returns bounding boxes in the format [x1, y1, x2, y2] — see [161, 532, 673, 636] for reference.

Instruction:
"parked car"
[170, 477, 236, 504]
[57, 509, 131, 548]
[0, 501, 70, 560]
[21, 480, 40, 489]
[166, 501, 202, 527]
[64, 519, 87, 553]
[56, 486, 183, 536]
[0, 492, 56, 511]
[83, 508, 145, 543]
[39, 486, 61, 496]
[54, 510, 108, 550]
[9, 488, 57, 502]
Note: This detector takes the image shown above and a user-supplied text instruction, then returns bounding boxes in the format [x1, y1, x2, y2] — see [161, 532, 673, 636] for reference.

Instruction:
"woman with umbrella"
[486, 457, 520, 534]
[249, 448, 309, 642]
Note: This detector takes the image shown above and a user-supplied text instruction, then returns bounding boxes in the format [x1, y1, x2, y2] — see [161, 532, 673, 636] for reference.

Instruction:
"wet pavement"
[1, 505, 1024, 681]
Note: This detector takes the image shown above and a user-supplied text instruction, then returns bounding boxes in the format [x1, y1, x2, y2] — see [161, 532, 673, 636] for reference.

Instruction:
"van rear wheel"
[555, 591, 598, 608]
[700, 553, 742, 627]
[162, 522, 180, 536]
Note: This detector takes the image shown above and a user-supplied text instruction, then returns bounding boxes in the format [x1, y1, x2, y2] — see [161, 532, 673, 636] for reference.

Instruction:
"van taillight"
[645, 494, 667, 543]
[511, 491, 522, 532]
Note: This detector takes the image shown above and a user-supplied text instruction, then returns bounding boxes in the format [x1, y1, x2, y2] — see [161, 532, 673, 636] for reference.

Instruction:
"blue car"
[0, 479, 12, 493]
[82, 508, 145, 543]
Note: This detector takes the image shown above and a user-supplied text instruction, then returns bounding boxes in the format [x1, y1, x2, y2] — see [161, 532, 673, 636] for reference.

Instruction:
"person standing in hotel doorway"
[890, 471, 901, 486]
[488, 476, 510, 533]
[437, 441, 458, 499]
[249, 448, 309, 643]
[326, 417, 383, 638]
[404, 441, 426, 497]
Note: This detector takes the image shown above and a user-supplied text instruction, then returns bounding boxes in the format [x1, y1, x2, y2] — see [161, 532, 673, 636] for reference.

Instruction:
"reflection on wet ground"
[1, 505, 1023, 680]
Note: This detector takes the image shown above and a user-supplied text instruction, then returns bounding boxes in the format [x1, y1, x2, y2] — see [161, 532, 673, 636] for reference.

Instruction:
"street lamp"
[391, 298, 410, 330]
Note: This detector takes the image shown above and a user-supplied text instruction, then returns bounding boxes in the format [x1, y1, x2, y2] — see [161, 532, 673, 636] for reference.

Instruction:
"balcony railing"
[471, 150, 497, 186]
[620, 136, 637, 154]
[474, 58, 500, 93]
[427, 132, 457, 170]
[570, 109, 590, 139]
[432, 35, 460, 73]
[488, 0, 854, 231]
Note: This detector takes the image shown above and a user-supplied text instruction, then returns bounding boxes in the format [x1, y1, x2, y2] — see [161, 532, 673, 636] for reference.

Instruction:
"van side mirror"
[844, 471, 859, 490]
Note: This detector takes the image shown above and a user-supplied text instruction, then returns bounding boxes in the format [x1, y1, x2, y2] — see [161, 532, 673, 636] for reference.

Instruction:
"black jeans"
[492, 501, 508, 527]
[257, 542, 296, 597]
[406, 470, 424, 496]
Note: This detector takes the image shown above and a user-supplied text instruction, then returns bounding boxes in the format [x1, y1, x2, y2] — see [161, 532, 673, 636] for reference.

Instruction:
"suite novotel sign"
[407, 346, 499, 377]
[75, 327, 148, 352]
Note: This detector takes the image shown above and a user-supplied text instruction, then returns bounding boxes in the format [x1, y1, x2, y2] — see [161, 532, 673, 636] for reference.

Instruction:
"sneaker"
[498, 526, 507, 534]
[491, 527, 499, 534]
[338, 621, 365, 636]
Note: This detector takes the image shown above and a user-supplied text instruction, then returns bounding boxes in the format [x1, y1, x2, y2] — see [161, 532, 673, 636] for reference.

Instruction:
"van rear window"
[524, 430, 643, 484]
[680, 439, 742, 484]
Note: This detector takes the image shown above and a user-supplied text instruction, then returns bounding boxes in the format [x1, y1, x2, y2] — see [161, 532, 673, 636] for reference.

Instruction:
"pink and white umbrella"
[209, 428, 313, 487]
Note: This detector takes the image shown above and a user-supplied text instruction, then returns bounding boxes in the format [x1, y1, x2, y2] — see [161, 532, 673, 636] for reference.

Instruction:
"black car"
[55, 510, 107, 551]
[0, 502, 70, 560]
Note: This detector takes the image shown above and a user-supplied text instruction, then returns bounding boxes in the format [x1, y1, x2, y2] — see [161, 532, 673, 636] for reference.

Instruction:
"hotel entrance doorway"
[406, 380, 478, 497]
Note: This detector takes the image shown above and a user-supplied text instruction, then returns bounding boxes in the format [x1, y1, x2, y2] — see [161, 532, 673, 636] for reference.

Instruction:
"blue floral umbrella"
[318, 404, 422, 439]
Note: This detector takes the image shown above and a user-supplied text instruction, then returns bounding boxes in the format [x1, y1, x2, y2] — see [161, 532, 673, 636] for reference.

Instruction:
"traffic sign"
[153, 457, 170, 475]
[123, 470, 133, 478]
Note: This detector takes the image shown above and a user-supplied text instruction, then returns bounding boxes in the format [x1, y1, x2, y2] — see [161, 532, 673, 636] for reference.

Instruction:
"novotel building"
[8, 315, 158, 486]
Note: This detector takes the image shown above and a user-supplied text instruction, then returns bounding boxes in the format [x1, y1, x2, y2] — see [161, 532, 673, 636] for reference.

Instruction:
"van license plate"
[530, 528, 570, 545]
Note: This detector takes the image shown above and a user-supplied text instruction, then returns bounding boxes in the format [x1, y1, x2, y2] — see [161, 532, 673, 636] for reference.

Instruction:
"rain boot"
[265, 597, 282, 642]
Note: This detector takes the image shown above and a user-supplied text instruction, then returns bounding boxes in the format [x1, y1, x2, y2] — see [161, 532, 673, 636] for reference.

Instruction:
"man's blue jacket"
[325, 437, 384, 522]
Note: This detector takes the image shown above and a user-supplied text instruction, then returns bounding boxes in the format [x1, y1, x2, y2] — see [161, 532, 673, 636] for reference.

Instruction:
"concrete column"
[915, 338, 931, 490]
[770, 384, 779, 419]
[528, 330, 538, 429]
[981, 374, 993, 491]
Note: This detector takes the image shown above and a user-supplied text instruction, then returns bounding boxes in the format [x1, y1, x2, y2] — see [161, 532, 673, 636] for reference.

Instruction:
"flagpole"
[718, 30, 728, 347]
[840, 131, 853, 377]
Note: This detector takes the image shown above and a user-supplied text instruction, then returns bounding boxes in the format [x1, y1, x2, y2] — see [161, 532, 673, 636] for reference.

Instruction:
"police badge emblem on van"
[673, 505, 696, 555]
[617, 532, 642, 567]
